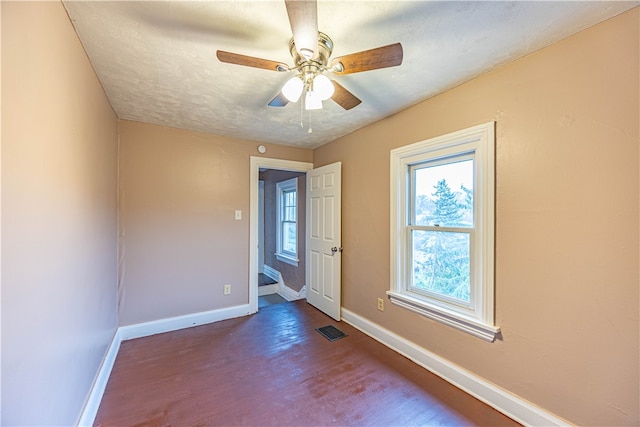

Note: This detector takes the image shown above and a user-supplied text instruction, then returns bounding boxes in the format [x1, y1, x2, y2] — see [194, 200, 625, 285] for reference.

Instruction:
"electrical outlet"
[224, 284, 232, 295]
[377, 297, 384, 312]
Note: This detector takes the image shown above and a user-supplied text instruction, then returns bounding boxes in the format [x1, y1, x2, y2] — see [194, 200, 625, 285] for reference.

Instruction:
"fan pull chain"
[300, 94, 304, 129]
[298, 90, 312, 133]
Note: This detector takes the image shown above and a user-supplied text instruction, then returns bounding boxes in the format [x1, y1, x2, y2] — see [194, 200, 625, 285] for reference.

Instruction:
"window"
[389, 122, 499, 342]
[276, 177, 298, 266]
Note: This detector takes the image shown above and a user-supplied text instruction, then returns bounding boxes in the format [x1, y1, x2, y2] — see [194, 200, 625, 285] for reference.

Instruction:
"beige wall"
[1, 2, 118, 425]
[314, 8, 639, 426]
[262, 169, 306, 291]
[118, 120, 312, 325]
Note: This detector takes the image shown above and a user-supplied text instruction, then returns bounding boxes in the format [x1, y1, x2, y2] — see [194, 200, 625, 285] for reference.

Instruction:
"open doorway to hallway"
[257, 168, 307, 308]
[249, 156, 314, 313]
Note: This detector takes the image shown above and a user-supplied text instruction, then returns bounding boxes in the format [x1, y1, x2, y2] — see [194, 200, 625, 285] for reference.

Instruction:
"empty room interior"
[2, 1, 639, 426]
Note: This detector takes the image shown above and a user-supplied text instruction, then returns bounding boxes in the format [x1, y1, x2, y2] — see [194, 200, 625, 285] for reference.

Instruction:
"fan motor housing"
[289, 31, 333, 68]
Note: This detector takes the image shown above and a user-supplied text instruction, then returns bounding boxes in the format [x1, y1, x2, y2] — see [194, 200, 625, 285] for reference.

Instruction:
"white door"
[306, 162, 342, 321]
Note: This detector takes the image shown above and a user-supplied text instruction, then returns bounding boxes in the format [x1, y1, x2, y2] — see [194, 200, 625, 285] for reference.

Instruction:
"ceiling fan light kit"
[283, 72, 334, 107]
[216, 0, 403, 119]
[305, 91, 323, 110]
[282, 76, 304, 102]
[312, 74, 335, 100]
[281, 31, 336, 110]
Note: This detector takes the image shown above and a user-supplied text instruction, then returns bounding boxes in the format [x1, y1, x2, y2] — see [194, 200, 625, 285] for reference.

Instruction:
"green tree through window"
[413, 178, 471, 302]
[432, 179, 464, 226]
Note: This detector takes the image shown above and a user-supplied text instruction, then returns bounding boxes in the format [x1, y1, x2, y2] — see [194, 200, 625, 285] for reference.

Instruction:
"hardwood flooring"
[95, 301, 519, 426]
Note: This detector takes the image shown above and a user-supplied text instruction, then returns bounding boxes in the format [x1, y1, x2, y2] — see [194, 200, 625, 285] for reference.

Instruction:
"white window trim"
[275, 253, 299, 266]
[275, 177, 299, 267]
[389, 122, 499, 342]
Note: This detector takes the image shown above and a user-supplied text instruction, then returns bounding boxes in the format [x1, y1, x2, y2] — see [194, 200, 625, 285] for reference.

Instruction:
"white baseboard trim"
[263, 265, 279, 281]
[119, 304, 252, 341]
[260, 265, 279, 295]
[77, 304, 252, 426]
[263, 264, 306, 301]
[77, 329, 122, 427]
[258, 283, 278, 296]
[340, 308, 571, 427]
[279, 284, 306, 301]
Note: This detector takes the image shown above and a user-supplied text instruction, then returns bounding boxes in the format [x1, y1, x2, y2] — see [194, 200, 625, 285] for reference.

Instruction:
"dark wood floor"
[95, 301, 519, 426]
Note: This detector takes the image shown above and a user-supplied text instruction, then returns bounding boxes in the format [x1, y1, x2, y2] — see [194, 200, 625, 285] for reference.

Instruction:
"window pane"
[411, 229, 470, 303]
[284, 190, 296, 207]
[414, 159, 473, 227]
[284, 206, 296, 222]
[282, 222, 297, 253]
[283, 190, 297, 222]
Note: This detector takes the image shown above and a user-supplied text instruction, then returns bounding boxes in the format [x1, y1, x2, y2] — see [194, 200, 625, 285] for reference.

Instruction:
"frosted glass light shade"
[313, 74, 334, 101]
[305, 91, 323, 110]
[282, 76, 304, 102]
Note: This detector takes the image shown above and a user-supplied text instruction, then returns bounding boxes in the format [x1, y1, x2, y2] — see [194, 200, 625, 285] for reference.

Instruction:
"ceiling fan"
[216, 0, 403, 111]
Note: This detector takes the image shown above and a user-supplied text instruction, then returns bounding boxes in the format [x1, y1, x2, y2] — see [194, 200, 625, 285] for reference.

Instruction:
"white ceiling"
[63, 1, 637, 149]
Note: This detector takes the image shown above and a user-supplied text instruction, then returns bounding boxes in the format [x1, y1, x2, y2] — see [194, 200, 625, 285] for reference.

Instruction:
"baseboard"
[77, 304, 252, 426]
[279, 284, 305, 301]
[263, 265, 279, 281]
[340, 308, 571, 427]
[77, 329, 122, 427]
[119, 304, 252, 341]
[263, 264, 306, 301]
[258, 283, 278, 296]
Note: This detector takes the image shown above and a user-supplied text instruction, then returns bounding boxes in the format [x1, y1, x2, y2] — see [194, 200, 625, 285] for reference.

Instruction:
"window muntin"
[389, 122, 498, 342]
[276, 178, 298, 265]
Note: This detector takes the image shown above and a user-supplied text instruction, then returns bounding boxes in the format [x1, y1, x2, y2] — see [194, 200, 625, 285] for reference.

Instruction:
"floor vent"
[316, 325, 347, 342]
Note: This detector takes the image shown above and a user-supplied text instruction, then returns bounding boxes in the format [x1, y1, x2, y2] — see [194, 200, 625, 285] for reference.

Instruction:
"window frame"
[389, 122, 499, 342]
[275, 177, 299, 266]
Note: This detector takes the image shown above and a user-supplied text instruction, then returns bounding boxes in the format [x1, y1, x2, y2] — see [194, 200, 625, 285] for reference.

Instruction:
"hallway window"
[276, 177, 298, 266]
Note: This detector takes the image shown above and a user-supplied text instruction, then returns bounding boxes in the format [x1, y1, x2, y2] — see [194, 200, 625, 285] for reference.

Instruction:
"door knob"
[331, 247, 343, 254]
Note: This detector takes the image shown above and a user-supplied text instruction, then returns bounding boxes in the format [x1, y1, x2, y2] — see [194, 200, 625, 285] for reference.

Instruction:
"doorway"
[258, 169, 306, 307]
[249, 157, 314, 313]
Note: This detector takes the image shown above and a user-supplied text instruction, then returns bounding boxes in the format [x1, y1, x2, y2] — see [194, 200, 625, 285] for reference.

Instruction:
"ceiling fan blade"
[268, 92, 289, 107]
[216, 50, 288, 72]
[331, 80, 361, 110]
[331, 43, 403, 75]
[284, 0, 318, 60]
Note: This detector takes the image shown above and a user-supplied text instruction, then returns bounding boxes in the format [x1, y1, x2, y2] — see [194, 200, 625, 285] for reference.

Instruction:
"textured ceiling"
[63, 1, 637, 148]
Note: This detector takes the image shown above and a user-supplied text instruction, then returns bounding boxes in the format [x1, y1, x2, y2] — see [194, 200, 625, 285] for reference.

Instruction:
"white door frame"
[258, 180, 265, 274]
[249, 156, 313, 313]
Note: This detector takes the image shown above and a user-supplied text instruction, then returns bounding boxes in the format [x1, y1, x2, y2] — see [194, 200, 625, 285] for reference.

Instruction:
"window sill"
[386, 291, 500, 342]
[275, 253, 299, 267]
